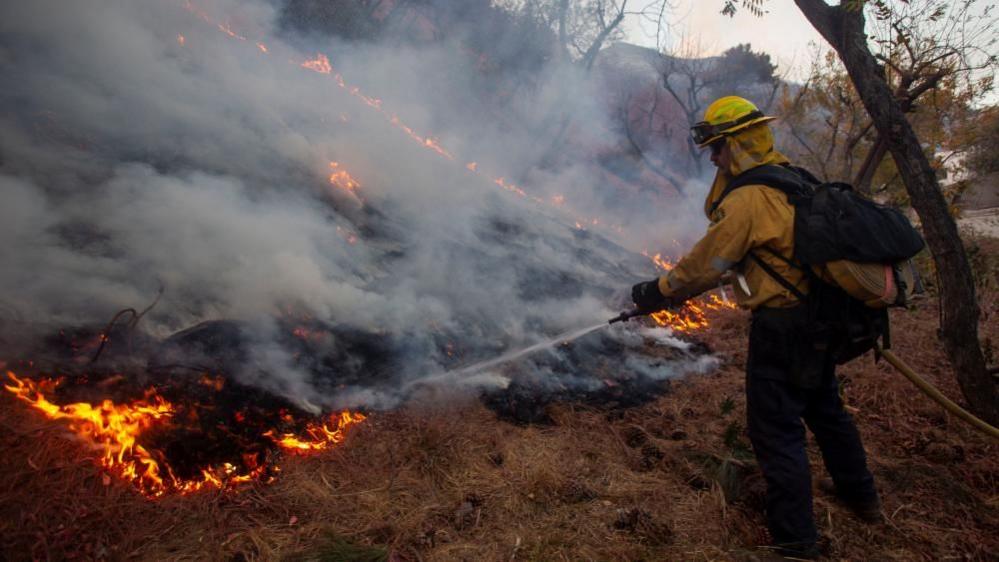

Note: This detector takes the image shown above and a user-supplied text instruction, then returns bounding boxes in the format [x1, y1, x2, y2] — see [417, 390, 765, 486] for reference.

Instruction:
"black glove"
[631, 279, 672, 311]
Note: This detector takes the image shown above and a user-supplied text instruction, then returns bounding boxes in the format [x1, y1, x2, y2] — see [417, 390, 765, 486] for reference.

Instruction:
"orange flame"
[349, 86, 382, 109]
[493, 177, 527, 197]
[648, 292, 736, 332]
[638, 251, 735, 332]
[301, 53, 332, 74]
[643, 252, 674, 272]
[265, 411, 366, 453]
[183, 0, 212, 23]
[328, 161, 361, 196]
[256, 42, 268, 53]
[217, 22, 246, 41]
[3, 371, 365, 497]
[177, 34, 186, 46]
[5, 372, 174, 495]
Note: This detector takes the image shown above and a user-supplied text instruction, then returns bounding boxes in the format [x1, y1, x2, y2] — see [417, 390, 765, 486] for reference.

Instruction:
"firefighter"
[631, 96, 881, 558]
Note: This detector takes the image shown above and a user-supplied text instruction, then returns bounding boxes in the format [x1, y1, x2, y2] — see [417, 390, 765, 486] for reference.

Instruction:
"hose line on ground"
[876, 345, 999, 441]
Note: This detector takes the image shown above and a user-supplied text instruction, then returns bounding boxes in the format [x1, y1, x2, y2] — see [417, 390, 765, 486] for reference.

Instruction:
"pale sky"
[622, 0, 826, 81]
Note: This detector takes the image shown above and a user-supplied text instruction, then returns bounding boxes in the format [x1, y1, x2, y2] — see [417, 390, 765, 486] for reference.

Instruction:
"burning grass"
[1, 367, 366, 499]
[2, 243, 997, 560]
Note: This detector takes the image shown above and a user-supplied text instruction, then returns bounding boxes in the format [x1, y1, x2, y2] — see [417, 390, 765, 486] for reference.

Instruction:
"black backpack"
[716, 164, 925, 365]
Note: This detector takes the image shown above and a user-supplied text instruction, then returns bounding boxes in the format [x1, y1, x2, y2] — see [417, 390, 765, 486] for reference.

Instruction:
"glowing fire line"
[179, 0, 615, 233]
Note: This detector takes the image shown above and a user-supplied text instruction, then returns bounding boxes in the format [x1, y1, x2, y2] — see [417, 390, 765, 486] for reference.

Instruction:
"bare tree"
[659, 35, 716, 175]
[778, 48, 875, 182]
[502, 0, 636, 69]
[500, 1, 674, 169]
[614, 88, 689, 194]
[659, 38, 783, 176]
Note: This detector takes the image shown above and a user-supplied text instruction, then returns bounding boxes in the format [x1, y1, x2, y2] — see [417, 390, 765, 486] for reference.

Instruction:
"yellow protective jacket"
[657, 124, 808, 310]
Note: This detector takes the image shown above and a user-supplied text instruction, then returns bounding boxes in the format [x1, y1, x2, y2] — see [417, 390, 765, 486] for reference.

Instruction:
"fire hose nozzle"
[608, 309, 650, 324]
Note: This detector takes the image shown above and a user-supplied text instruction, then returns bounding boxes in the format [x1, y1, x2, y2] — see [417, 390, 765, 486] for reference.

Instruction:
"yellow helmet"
[690, 96, 776, 147]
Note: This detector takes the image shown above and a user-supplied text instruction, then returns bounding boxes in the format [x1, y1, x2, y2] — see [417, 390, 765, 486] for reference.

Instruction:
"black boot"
[818, 477, 883, 523]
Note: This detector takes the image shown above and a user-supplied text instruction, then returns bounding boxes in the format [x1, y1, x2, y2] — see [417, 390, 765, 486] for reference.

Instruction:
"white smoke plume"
[0, 0, 711, 409]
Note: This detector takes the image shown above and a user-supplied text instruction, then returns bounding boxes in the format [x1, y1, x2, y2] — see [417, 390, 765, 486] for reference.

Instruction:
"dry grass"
[2, 241, 997, 561]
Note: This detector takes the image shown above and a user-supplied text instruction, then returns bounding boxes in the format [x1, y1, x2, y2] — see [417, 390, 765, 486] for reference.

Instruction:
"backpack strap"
[746, 251, 808, 302]
[714, 163, 822, 305]
[708, 164, 815, 216]
[759, 244, 806, 272]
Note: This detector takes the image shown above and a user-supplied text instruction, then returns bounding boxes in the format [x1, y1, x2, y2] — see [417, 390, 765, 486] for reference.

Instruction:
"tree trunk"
[794, 0, 997, 424]
[852, 134, 888, 193]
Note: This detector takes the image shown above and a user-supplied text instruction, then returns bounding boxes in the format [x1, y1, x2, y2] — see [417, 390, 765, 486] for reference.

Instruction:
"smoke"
[0, 0, 713, 409]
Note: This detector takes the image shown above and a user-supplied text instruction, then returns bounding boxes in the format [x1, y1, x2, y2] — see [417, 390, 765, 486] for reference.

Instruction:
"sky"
[622, 0, 999, 106]
[622, 0, 826, 81]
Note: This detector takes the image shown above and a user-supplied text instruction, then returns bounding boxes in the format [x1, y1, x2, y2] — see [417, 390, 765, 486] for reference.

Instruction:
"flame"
[177, 34, 186, 46]
[5, 372, 174, 495]
[642, 251, 674, 272]
[265, 411, 366, 453]
[328, 161, 361, 196]
[648, 292, 736, 332]
[349, 86, 382, 109]
[256, 42, 268, 53]
[636, 250, 736, 332]
[292, 326, 327, 342]
[301, 53, 332, 74]
[465, 162, 478, 172]
[217, 22, 246, 41]
[199, 373, 225, 391]
[493, 177, 527, 198]
[183, 0, 212, 23]
[388, 115, 455, 159]
[3, 371, 365, 497]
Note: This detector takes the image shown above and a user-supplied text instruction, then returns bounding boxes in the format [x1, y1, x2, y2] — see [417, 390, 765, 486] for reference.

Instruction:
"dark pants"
[746, 306, 877, 548]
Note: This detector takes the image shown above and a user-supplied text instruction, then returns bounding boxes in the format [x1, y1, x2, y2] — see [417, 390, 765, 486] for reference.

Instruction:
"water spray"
[405, 307, 663, 394]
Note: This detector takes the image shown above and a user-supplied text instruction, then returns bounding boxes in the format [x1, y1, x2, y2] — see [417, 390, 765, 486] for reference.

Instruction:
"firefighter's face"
[709, 139, 730, 169]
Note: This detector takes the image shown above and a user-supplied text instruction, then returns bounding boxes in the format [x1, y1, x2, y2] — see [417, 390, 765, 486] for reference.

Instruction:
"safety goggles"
[690, 110, 764, 146]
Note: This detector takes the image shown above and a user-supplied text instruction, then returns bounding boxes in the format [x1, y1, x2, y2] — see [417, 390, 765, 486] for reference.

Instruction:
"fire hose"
[609, 309, 999, 441]
[875, 345, 999, 440]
